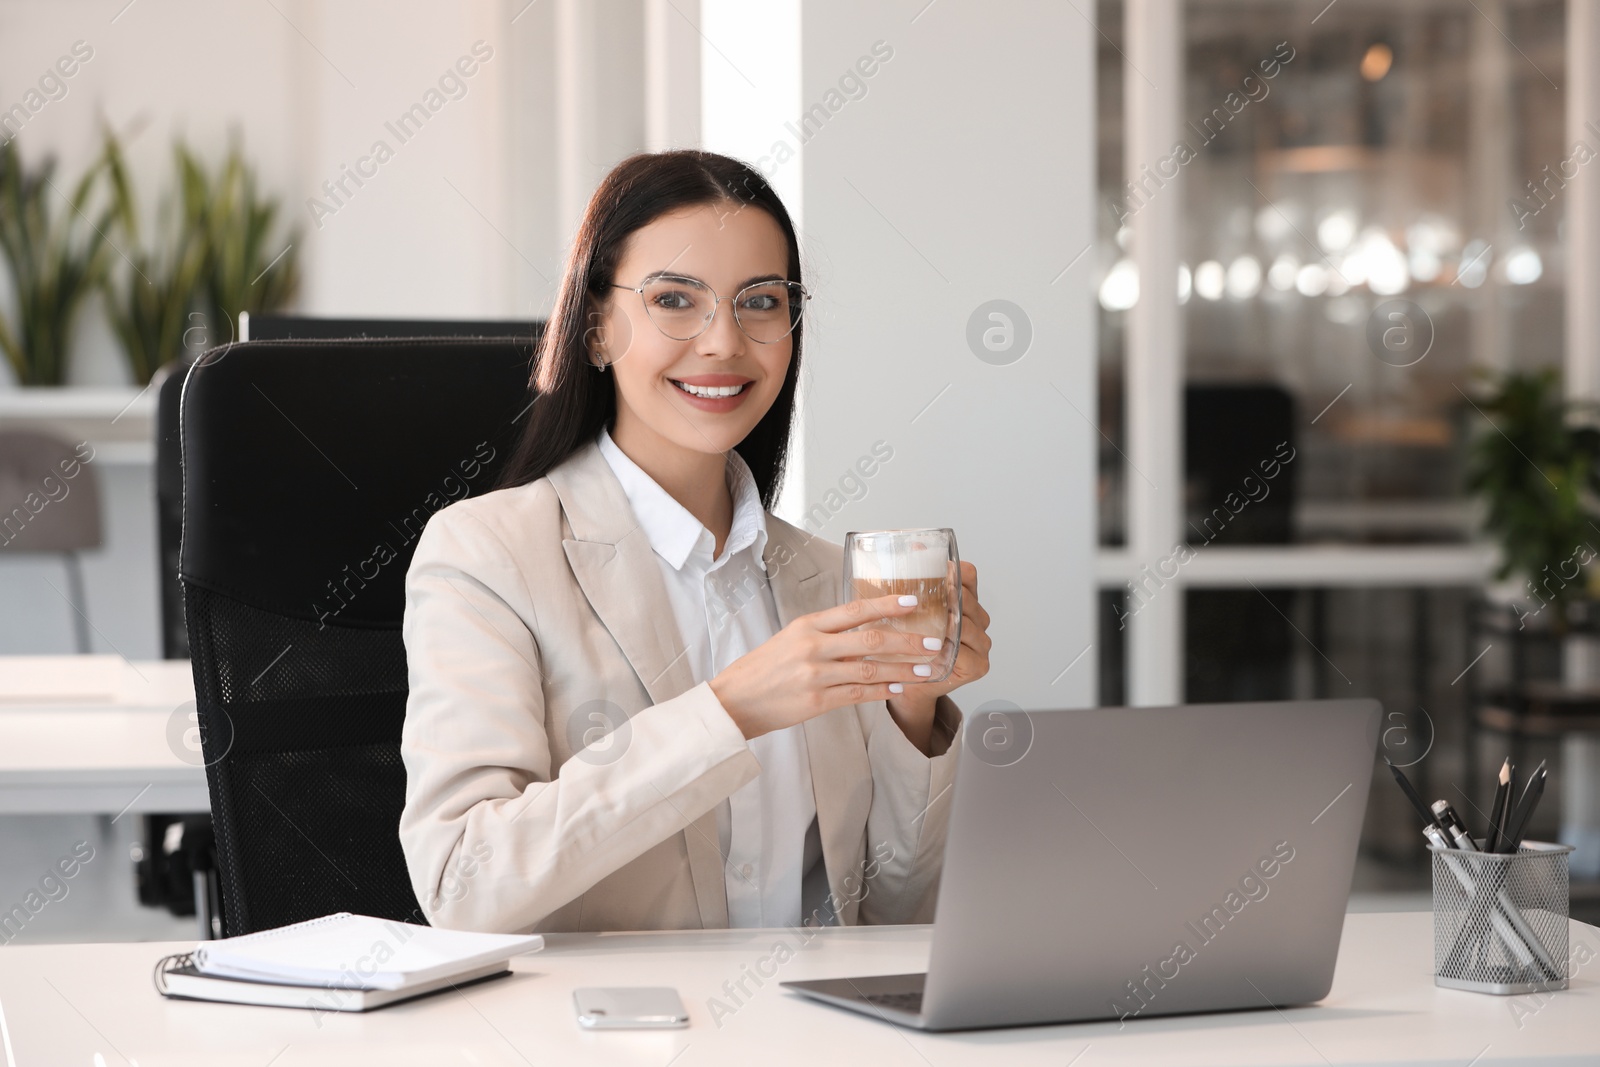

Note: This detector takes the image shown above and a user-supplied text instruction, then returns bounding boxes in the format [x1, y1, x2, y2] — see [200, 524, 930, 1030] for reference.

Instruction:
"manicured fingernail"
[923, 637, 942, 650]
[889, 683, 904, 693]
[899, 595, 918, 606]
[914, 665, 933, 677]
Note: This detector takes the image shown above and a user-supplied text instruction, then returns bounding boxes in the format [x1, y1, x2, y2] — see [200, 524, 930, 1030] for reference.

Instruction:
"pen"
[1486, 758, 1513, 854]
[1427, 823, 1484, 974]
[1498, 762, 1548, 854]
[1420, 824, 1454, 851]
[1387, 760, 1447, 838]
[1432, 800, 1477, 851]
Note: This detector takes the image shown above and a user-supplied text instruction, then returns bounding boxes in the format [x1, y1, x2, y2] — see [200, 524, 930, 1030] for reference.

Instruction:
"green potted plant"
[101, 126, 299, 383]
[1463, 366, 1600, 879]
[1463, 367, 1600, 630]
[191, 130, 300, 349]
[100, 125, 210, 386]
[0, 137, 116, 386]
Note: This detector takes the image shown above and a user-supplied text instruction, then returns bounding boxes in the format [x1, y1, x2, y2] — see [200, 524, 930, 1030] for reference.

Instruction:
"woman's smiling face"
[591, 200, 794, 458]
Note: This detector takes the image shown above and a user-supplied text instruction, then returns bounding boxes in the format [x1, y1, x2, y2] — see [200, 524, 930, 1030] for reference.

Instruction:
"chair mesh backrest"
[179, 334, 539, 935]
[185, 585, 418, 932]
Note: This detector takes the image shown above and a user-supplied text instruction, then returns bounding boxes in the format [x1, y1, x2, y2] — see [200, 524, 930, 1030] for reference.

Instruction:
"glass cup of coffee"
[842, 528, 962, 684]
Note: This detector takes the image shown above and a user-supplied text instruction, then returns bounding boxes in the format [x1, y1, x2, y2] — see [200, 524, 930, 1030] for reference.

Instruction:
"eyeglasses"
[608, 273, 808, 345]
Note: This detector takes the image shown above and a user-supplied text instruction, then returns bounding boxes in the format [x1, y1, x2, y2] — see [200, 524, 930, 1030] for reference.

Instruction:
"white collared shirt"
[597, 426, 824, 928]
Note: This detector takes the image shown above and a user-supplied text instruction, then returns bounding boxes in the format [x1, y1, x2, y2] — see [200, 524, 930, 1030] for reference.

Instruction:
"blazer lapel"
[764, 519, 873, 926]
[547, 439, 700, 706]
[547, 438, 726, 926]
[547, 439, 869, 928]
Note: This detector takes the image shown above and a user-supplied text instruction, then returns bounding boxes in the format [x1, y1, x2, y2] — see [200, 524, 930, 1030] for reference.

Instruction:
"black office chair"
[179, 333, 539, 935]
[156, 359, 192, 660]
[244, 315, 540, 343]
[1184, 383, 1297, 702]
[158, 318, 539, 660]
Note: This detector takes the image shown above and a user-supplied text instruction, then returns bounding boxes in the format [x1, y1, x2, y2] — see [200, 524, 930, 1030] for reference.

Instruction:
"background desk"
[0, 657, 207, 816]
[1, 912, 1595, 1065]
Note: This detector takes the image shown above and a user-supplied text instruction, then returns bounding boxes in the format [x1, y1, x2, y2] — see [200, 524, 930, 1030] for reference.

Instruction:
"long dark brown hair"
[492, 150, 803, 508]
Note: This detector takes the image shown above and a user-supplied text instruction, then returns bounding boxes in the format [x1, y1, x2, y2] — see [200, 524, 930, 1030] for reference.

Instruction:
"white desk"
[0, 913, 1595, 1065]
[0, 657, 208, 816]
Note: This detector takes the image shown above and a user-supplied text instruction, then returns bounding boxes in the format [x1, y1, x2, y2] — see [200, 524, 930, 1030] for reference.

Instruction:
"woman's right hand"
[708, 593, 944, 739]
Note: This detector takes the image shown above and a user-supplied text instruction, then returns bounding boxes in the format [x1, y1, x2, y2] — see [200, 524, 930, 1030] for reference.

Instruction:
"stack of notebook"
[153, 912, 544, 1011]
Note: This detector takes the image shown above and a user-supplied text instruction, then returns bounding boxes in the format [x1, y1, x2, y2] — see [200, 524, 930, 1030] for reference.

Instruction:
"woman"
[399, 149, 992, 935]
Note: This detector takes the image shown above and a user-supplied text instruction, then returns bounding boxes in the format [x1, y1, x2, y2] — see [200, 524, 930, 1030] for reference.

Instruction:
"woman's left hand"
[882, 559, 990, 754]
[909, 559, 991, 703]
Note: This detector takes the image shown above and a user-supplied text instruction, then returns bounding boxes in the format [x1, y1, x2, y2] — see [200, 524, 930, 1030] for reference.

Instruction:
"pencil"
[1499, 761, 1548, 854]
[1486, 758, 1512, 853]
[1386, 760, 1445, 838]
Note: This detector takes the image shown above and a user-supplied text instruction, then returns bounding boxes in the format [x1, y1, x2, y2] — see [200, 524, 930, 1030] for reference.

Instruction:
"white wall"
[0, 0, 586, 658]
[1, 1, 1099, 705]
[293, 2, 521, 318]
[0, 1, 1099, 946]
[791, 1, 1098, 710]
[696, 6, 1099, 712]
[0, 0, 579, 356]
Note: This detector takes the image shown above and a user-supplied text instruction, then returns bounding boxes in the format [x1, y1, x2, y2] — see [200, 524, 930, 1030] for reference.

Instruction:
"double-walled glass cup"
[842, 528, 962, 683]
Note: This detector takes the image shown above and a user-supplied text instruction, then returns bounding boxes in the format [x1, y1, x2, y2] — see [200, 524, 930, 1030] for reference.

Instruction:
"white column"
[554, 0, 646, 245]
[697, 0, 805, 522]
[295, 0, 518, 317]
[645, 0, 702, 150]
[1125, 0, 1184, 706]
[1569, 0, 1600, 404]
[507, 0, 562, 315]
[1468, 0, 1512, 373]
[697, 1, 803, 216]
[554, 0, 601, 241]
[789, 1, 1097, 711]
[1562, 0, 1600, 877]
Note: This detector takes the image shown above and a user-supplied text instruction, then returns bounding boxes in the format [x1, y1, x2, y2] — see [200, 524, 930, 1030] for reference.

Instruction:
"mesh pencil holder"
[1430, 840, 1573, 995]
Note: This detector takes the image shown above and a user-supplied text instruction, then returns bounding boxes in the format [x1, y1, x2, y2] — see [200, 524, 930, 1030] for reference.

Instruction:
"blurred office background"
[2, 0, 1599, 941]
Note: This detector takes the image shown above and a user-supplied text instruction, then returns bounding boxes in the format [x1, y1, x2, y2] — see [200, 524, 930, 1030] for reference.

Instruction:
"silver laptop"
[782, 698, 1381, 1031]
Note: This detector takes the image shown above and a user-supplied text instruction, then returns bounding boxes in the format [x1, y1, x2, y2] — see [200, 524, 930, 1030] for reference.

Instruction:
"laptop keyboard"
[861, 990, 924, 1013]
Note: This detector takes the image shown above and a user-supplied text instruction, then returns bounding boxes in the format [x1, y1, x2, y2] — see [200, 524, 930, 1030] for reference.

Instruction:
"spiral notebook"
[153, 912, 544, 1010]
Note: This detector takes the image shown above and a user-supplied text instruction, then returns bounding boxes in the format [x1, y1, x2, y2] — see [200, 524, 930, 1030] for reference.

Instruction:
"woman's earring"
[585, 321, 608, 372]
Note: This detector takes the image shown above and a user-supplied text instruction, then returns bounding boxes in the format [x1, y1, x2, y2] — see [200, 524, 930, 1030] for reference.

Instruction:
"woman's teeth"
[672, 380, 748, 398]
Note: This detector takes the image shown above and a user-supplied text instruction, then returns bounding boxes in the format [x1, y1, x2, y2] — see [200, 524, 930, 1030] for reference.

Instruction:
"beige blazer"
[399, 436, 964, 934]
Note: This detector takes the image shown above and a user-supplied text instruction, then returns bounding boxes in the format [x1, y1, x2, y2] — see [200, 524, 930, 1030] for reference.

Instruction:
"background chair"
[157, 318, 539, 660]
[242, 314, 541, 343]
[180, 332, 539, 935]
[1183, 383, 1297, 702]
[0, 430, 103, 652]
[156, 359, 191, 660]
